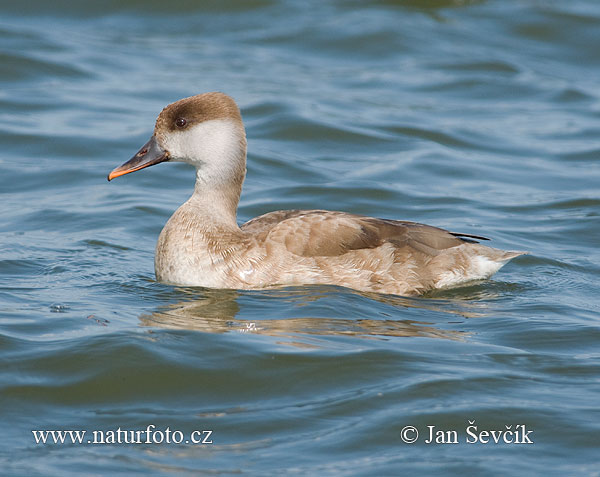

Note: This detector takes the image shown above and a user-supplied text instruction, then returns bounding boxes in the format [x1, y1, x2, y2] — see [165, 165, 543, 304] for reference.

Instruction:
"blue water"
[1, 1, 599, 475]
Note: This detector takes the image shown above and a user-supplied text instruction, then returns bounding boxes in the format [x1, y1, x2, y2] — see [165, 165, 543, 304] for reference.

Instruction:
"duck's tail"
[498, 250, 528, 262]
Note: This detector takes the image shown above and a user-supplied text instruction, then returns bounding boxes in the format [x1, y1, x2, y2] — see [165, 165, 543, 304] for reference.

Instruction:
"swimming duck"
[108, 92, 524, 296]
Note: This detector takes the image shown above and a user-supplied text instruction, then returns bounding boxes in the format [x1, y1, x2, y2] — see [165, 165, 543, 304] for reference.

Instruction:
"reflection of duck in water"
[138, 288, 473, 343]
[109, 93, 525, 296]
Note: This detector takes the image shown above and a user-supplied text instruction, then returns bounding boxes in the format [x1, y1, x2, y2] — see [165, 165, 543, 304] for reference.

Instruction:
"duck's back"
[241, 210, 524, 295]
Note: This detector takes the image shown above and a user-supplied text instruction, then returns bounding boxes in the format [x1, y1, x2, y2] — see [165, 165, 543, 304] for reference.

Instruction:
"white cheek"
[163, 119, 243, 168]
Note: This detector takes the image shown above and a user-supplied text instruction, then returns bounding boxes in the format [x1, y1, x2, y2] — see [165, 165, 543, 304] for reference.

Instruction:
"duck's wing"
[241, 210, 308, 234]
[242, 210, 482, 258]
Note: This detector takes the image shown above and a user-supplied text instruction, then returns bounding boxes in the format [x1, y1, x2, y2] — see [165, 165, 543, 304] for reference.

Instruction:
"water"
[1, 1, 599, 475]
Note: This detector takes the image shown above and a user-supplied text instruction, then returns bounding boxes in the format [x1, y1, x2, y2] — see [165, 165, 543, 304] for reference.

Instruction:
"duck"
[108, 92, 525, 296]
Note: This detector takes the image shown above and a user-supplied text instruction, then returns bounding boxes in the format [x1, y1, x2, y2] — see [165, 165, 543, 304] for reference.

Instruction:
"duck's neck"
[187, 167, 243, 230]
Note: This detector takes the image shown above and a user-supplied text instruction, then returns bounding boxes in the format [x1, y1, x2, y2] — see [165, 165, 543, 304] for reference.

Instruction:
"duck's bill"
[107, 136, 169, 181]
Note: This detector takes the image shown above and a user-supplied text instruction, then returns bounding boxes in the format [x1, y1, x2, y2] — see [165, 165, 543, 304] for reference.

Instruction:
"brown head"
[108, 92, 247, 189]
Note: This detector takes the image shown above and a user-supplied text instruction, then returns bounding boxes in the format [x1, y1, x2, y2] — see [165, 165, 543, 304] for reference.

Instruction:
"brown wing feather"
[242, 210, 472, 258]
[241, 210, 306, 234]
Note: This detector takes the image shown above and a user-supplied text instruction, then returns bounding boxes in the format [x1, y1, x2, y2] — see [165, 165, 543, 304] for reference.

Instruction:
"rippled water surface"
[1, 1, 599, 475]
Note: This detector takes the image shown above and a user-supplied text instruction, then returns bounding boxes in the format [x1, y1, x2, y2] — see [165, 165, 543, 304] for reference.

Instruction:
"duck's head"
[108, 92, 247, 185]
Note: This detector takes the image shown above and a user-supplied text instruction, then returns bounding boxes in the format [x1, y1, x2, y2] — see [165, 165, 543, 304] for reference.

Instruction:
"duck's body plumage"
[109, 92, 525, 296]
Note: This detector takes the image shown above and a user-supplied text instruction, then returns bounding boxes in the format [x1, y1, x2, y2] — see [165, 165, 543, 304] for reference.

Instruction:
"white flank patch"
[239, 266, 254, 281]
[435, 255, 506, 289]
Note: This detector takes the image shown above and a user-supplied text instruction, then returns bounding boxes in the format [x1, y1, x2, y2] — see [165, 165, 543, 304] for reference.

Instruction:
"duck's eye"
[175, 117, 187, 128]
